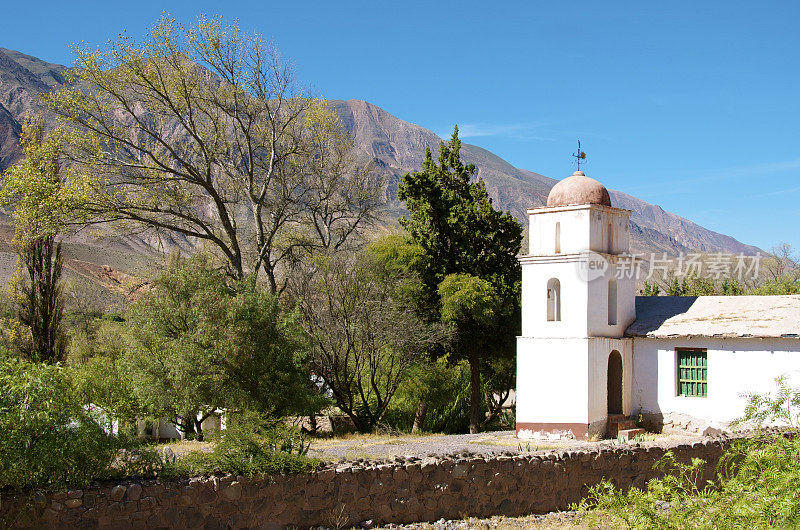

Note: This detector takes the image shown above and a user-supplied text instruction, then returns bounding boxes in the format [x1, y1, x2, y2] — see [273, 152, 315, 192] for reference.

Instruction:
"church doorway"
[607, 350, 623, 415]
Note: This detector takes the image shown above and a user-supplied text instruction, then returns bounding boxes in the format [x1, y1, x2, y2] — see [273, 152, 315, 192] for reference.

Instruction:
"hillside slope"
[329, 98, 759, 256]
[0, 48, 761, 286]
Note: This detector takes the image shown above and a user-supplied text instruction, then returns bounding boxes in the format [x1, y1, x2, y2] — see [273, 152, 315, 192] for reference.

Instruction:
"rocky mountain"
[329, 99, 760, 256]
[0, 48, 761, 289]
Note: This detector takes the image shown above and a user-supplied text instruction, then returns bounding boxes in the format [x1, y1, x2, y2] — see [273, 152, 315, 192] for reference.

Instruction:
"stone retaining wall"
[1, 437, 733, 529]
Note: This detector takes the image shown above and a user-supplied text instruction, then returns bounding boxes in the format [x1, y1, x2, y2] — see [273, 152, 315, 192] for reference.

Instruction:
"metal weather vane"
[571, 140, 586, 171]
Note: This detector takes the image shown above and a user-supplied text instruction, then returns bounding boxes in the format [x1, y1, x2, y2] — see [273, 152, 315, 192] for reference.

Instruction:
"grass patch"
[156, 416, 322, 478]
[163, 447, 321, 478]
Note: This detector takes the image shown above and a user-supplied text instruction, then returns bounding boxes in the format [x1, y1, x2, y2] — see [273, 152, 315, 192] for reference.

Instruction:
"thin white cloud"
[723, 158, 800, 178]
[439, 121, 555, 141]
[758, 185, 800, 197]
[624, 157, 800, 195]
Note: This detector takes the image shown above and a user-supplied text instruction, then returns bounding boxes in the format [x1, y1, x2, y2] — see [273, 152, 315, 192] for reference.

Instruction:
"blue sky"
[4, 1, 799, 252]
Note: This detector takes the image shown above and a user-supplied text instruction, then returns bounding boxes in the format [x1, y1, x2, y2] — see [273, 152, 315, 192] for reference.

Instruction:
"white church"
[516, 171, 800, 440]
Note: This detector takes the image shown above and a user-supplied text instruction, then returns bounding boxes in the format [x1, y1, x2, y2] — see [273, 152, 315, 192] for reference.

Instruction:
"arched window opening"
[608, 278, 618, 325]
[547, 278, 561, 321]
[555, 222, 561, 254]
[607, 222, 614, 253]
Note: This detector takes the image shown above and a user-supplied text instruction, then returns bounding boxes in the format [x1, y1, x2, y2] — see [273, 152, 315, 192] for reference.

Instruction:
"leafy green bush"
[113, 444, 171, 479]
[164, 414, 320, 477]
[576, 377, 800, 528]
[748, 278, 800, 295]
[0, 357, 120, 489]
[575, 434, 800, 529]
[0, 355, 318, 488]
[739, 375, 800, 428]
[108, 254, 321, 440]
[387, 357, 472, 433]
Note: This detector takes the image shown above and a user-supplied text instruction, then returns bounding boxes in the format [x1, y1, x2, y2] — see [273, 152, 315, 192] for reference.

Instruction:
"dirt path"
[157, 429, 706, 467]
[308, 429, 704, 463]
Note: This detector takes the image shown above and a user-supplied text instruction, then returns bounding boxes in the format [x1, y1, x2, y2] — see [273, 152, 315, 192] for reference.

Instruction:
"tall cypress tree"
[2, 120, 69, 364]
[398, 127, 522, 433]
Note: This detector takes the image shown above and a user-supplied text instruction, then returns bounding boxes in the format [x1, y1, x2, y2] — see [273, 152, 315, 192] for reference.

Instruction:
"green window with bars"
[677, 349, 707, 397]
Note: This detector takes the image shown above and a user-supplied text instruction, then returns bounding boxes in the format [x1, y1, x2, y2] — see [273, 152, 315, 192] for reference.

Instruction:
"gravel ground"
[372, 512, 588, 529]
[308, 431, 526, 461]
[156, 429, 707, 466]
[307, 430, 705, 463]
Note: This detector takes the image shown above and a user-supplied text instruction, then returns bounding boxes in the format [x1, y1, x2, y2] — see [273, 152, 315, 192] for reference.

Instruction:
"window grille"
[677, 349, 707, 397]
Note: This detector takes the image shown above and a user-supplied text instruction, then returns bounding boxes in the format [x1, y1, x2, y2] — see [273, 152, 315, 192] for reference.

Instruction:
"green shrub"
[387, 357, 472, 433]
[0, 357, 120, 489]
[123, 255, 319, 439]
[164, 414, 320, 477]
[112, 443, 172, 479]
[748, 278, 800, 295]
[575, 434, 800, 529]
[739, 375, 800, 428]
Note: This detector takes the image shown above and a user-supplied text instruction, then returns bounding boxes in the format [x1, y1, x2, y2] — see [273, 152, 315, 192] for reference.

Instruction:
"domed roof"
[546, 171, 612, 207]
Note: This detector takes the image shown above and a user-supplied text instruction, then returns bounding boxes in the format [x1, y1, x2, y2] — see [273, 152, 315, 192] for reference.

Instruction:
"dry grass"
[154, 439, 215, 456]
[311, 433, 445, 451]
[467, 433, 557, 452]
[313, 431, 441, 443]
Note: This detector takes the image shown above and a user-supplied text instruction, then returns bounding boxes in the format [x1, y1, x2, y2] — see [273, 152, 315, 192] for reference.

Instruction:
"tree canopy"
[121, 255, 316, 438]
[398, 127, 521, 311]
[292, 243, 446, 432]
[37, 15, 382, 291]
[0, 121, 73, 364]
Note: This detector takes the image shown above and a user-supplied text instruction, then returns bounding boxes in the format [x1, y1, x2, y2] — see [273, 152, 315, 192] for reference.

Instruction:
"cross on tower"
[571, 140, 586, 170]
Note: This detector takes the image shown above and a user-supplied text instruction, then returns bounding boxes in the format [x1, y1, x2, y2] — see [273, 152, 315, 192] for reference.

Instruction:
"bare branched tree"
[292, 250, 446, 432]
[297, 100, 384, 253]
[762, 243, 799, 283]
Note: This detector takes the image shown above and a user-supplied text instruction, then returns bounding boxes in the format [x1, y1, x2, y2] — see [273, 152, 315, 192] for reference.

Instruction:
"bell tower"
[516, 171, 637, 439]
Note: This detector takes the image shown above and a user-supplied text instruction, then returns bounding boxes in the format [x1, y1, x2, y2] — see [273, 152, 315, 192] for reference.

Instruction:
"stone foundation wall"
[640, 412, 732, 436]
[1, 437, 733, 529]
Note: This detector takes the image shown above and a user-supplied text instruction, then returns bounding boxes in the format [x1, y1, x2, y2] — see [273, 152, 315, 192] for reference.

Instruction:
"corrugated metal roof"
[625, 295, 800, 339]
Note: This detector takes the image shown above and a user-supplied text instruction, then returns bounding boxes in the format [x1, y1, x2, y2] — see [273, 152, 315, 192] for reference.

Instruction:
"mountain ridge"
[328, 98, 759, 256]
[0, 48, 762, 278]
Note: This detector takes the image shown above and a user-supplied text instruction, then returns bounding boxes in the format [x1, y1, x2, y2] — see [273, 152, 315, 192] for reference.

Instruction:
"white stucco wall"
[527, 205, 631, 256]
[520, 257, 636, 340]
[587, 260, 637, 338]
[588, 208, 631, 255]
[517, 337, 636, 435]
[518, 198, 640, 437]
[516, 337, 590, 425]
[520, 257, 589, 338]
[632, 337, 800, 426]
[588, 338, 634, 425]
[528, 208, 590, 256]
[522, 202, 635, 341]
[156, 419, 182, 439]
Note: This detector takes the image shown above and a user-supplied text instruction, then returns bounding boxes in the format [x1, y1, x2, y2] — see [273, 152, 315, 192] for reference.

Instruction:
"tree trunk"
[469, 348, 481, 434]
[193, 416, 205, 442]
[411, 401, 427, 433]
[18, 236, 66, 364]
[178, 415, 196, 440]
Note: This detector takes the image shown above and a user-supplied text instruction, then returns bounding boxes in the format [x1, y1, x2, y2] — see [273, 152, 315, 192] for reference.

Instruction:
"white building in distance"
[516, 171, 800, 440]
